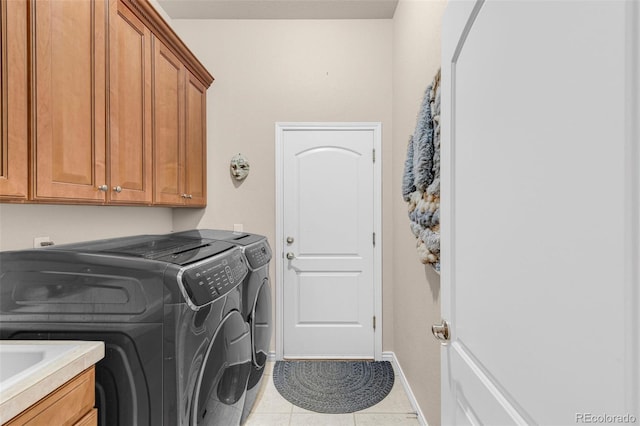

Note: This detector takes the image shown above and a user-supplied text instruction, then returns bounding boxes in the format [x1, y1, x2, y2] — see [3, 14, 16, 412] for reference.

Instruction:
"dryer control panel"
[244, 241, 272, 270]
[179, 248, 248, 308]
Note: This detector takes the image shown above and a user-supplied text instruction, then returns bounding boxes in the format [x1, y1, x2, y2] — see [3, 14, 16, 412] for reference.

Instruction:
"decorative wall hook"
[230, 153, 250, 181]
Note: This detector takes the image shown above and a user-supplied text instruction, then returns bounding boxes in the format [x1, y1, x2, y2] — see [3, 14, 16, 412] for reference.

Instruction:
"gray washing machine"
[174, 230, 272, 423]
[0, 232, 253, 426]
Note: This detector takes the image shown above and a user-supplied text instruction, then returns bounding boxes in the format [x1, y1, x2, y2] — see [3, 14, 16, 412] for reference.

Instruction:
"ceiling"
[156, 0, 399, 19]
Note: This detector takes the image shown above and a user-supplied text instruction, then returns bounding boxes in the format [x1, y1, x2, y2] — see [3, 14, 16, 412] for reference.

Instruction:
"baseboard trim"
[382, 351, 429, 426]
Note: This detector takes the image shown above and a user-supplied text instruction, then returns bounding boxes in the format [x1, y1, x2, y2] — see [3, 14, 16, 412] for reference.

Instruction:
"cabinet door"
[33, 0, 107, 202]
[153, 38, 184, 205]
[184, 71, 206, 206]
[109, 0, 152, 204]
[0, 0, 28, 200]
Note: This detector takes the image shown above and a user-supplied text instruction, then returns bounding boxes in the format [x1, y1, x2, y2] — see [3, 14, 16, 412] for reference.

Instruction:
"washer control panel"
[180, 247, 248, 307]
[244, 241, 272, 270]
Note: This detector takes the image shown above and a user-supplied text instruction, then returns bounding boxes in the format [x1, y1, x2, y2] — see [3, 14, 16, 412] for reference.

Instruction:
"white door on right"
[440, 1, 639, 425]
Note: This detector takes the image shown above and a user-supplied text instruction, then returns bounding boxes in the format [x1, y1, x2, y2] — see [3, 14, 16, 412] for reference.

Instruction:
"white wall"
[0, 204, 173, 250]
[170, 18, 395, 349]
[392, 1, 447, 425]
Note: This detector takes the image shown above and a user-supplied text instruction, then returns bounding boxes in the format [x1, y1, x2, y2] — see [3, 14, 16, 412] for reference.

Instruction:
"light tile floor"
[244, 362, 420, 426]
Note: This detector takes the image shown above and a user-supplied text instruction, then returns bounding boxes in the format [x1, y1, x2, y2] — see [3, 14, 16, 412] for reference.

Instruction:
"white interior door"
[440, 1, 639, 424]
[278, 124, 380, 359]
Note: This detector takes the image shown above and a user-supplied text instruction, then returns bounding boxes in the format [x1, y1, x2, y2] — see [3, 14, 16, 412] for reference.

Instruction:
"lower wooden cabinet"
[74, 409, 98, 426]
[5, 367, 97, 426]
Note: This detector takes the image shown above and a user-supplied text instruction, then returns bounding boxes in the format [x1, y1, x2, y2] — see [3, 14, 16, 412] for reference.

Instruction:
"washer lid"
[51, 235, 236, 266]
[173, 229, 266, 247]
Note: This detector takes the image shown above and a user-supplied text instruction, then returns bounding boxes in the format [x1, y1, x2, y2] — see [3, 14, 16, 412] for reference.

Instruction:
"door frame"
[275, 122, 383, 361]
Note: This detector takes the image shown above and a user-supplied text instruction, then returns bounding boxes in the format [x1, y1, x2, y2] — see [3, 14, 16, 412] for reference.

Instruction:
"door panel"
[0, 0, 28, 200]
[153, 38, 184, 205]
[184, 72, 206, 206]
[296, 147, 361, 255]
[34, 0, 107, 201]
[441, 1, 639, 424]
[283, 128, 375, 358]
[109, 0, 152, 204]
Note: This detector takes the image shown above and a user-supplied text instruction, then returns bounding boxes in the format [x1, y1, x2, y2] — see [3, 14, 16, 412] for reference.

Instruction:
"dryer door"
[251, 278, 272, 368]
[192, 310, 251, 426]
[246, 277, 272, 390]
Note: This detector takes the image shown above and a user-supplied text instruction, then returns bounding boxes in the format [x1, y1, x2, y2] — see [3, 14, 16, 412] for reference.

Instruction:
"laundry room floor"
[245, 362, 421, 426]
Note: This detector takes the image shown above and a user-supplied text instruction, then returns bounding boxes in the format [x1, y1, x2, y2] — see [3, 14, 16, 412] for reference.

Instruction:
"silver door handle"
[97, 185, 108, 192]
[286, 252, 295, 260]
[286, 236, 294, 244]
[113, 185, 122, 193]
[432, 319, 450, 345]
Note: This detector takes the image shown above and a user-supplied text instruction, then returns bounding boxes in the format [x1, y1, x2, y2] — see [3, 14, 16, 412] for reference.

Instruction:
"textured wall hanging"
[402, 69, 441, 272]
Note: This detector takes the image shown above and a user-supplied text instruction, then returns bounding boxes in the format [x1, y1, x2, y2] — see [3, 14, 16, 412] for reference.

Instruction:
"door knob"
[286, 237, 294, 244]
[432, 319, 450, 345]
[97, 185, 108, 192]
[113, 185, 122, 193]
[286, 252, 295, 260]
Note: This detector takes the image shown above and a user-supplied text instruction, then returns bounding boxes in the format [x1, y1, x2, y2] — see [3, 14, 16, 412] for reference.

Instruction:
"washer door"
[193, 310, 251, 426]
[247, 277, 272, 389]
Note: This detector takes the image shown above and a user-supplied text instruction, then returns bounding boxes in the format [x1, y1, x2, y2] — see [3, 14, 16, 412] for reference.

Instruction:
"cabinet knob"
[113, 186, 122, 193]
[181, 194, 188, 199]
[97, 185, 108, 192]
[187, 194, 193, 199]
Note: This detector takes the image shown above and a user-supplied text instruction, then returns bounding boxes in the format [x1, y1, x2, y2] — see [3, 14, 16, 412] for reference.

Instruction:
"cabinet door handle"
[187, 194, 193, 199]
[97, 185, 108, 192]
[181, 194, 188, 199]
[113, 186, 122, 193]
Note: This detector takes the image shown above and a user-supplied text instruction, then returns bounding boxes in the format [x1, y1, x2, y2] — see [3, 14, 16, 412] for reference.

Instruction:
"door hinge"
[373, 316, 376, 330]
[372, 232, 376, 247]
[372, 148, 376, 163]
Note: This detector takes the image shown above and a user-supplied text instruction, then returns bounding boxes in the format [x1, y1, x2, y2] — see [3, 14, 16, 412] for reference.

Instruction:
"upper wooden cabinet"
[0, 0, 29, 201]
[109, 0, 153, 204]
[184, 72, 207, 207]
[153, 39, 185, 206]
[33, 0, 108, 202]
[153, 40, 207, 207]
[0, 0, 213, 207]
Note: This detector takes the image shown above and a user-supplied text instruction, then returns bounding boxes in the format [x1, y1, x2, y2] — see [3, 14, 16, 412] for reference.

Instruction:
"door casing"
[275, 122, 383, 361]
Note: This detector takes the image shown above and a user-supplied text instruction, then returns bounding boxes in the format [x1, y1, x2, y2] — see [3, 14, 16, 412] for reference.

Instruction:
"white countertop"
[0, 340, 105, 424]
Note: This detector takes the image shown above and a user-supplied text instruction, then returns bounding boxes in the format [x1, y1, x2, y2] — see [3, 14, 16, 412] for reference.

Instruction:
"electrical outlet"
[33, 236, 52, 248]
[233, 224, 243, 233]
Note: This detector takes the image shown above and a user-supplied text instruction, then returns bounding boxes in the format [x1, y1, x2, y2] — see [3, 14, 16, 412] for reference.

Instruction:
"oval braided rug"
[273, 360, 394, 413]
